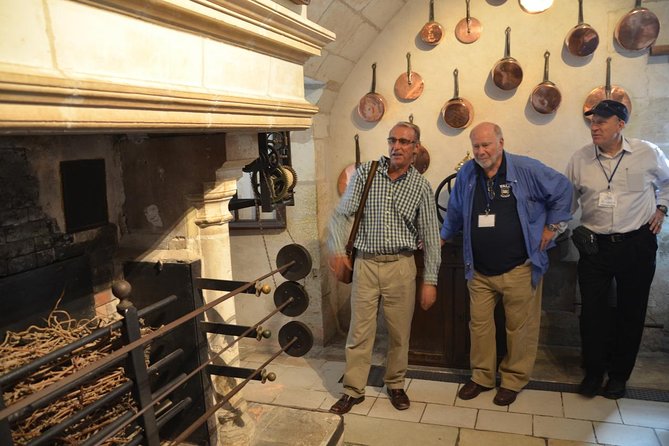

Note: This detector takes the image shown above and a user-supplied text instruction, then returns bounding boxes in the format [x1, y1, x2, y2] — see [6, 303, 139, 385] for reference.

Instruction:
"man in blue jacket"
[440, 122, 572, 405]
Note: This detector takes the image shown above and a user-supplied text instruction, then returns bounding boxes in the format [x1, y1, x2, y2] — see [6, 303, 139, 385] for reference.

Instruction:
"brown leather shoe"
[329, 394, 364, 415]
[387, 388, 410, 410]
[493, 387, 518, 406]
[458, 380, 493, 400]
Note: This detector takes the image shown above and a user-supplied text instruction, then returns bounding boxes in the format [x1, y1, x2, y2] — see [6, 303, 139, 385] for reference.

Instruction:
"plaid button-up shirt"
[328, 156, 441, 285]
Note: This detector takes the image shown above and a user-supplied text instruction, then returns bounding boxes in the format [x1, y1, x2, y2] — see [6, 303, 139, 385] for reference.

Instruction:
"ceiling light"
[519, 0, 553, 14]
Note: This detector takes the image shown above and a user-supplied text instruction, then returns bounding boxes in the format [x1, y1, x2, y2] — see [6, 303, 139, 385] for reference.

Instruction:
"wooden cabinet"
[409, 240, 471, 369]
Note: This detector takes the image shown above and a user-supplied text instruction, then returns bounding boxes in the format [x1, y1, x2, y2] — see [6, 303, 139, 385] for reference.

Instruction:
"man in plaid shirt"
[328, 121, 441, 414]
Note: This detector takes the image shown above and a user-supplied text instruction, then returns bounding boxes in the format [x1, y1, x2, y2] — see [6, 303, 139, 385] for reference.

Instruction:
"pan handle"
[429, 0, 435, 21]
[354, 134, 360, 167]
[504, 27, 512, 58]
[543, 51, 550, 83]
[577, 0, 584, 25]
[406, 52, 413, 85]
[370, 63, 377, 94]
[605, 57, 612, 99]
[453, 69, 460, 98]
[466, 0, 472, 31]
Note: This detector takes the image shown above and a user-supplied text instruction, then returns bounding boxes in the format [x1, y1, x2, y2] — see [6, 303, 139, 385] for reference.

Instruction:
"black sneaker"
[603, 378, 626, 400]
[578, 374, 602, 397]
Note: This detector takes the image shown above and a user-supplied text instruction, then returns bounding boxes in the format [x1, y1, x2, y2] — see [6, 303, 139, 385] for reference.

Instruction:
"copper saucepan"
[530, 51, 561, 114]
[492, 27, 523, 90]
[442, 69, 474, 129]
[583, 57, 632, 119]
[394, 52, 424, 101]
[357, 63, 386, 123]
[420, 0, 444, 46]
[454, 0, 482, 44]
[615, 0, 660, 51]
[565, 0, 599, 57]
[409, 114, 430, 174]
[337, 134, 361, 196]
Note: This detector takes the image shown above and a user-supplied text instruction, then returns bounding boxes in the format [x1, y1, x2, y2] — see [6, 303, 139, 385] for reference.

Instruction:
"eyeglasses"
[387, 137, 415, 146]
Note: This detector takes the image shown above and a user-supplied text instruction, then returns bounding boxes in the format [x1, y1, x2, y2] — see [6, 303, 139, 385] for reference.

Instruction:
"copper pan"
[565, 0, 599, 57]
[394, 52, 424, 100]
[357, 63, 386, 122]
[615, 0, 660, 51]
[442, 69, 474, 129]
[492, 27, 523, 90]
[583, 57, 632, 119]
[420, 0, 444, 46]
[454, 0, 482, 44]
[530, 51, 561, 114]
[409, 114, 430, 174]
[337, 134, 361, 196]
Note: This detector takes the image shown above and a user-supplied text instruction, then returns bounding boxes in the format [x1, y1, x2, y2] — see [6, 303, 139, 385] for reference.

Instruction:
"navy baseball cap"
[584, 100, 629, 123]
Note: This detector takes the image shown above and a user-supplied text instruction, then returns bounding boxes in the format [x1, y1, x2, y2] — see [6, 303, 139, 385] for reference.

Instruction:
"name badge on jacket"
[478, 213, 496, 227]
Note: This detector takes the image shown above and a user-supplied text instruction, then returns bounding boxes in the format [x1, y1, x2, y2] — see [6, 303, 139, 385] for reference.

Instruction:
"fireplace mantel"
[0, 0, 334, 134]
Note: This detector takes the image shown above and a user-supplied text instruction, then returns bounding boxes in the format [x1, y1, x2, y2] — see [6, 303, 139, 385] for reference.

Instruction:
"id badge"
[478, 213, 496, 228]
[598, 191, 617, 208]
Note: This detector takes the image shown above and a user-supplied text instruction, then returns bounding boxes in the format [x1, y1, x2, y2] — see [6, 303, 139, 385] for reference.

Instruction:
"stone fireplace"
[0, 0, 334, 444]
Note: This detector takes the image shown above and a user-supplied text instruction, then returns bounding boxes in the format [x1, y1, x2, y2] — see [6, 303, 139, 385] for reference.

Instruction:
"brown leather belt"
[357, 251, 414, 262]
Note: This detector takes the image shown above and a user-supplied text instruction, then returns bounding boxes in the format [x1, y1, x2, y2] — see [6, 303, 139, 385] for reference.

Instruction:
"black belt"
[357, 251, 414, 262]
[596, 224, 649, 243]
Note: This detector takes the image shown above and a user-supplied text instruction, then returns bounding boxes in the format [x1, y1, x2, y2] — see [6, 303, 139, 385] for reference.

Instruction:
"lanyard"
[479, 173, 496, 214]
[595, 147, 624, 191]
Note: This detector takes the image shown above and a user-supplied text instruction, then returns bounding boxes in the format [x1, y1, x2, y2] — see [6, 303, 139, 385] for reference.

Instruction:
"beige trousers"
[343, 253, 416, 398]
[467, 263, 543, 391]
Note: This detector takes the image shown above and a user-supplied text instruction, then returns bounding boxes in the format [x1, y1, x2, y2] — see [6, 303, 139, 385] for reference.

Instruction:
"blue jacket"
[440, 152, 573, 287]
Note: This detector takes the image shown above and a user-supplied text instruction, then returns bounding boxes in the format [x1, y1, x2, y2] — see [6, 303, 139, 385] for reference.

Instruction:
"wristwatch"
[547, 223, 560, 232]
[657, 205, 668, 216]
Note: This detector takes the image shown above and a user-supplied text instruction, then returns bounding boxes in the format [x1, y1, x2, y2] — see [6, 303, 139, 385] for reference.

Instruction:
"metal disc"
[276, 244, 312, 281]
[278, 321, 314, 357]
[274, 281, 309, 317]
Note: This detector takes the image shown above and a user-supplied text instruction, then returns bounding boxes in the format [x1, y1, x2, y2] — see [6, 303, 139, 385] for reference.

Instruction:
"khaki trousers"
[467, 263, 543, 391]
[343, 253, 416, 398]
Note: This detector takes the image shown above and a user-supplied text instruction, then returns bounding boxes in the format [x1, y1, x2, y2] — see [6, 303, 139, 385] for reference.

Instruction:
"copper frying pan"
[442, 69, 474, 129]
[615, 0, 660, 51]
[492, 27, 523, 90]
[357, 63, 386, 122]
[530, 51, 562, 114]
[409, 114, 430, 174]
[420, 0, 444, 46]
[337, 134, 361, 196]
[565, 0, 599, 57]
[454, 0, 482, 44]
[394, 53, 424, 101]
[583, 57, 632, 118]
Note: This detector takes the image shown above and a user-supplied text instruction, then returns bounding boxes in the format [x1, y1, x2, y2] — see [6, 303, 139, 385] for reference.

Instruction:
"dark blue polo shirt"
[470, 154, 528, 276]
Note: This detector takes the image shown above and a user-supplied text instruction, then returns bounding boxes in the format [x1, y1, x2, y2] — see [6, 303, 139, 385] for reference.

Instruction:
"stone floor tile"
[459, 428, 545, 446]
[243, 379, 281, 404]
[247, 403, 342, 446]
[343, 414, 459, 446]
[534, 415, 596, 443]
[475, 409, 533, 436]
[546, 440, 598, 446]
[268, 363, 324, 390]
[562, 393, 622, 423]
[594, 421, 661, 446]
[618, 399, 669, 430]
[366, 397, 426, 423]
[420, 403, 477, 428]
[271, 388, 329, 410]
[510, 389, 563, 417]
[455, 384, 508, 412]
[657, 429, 669, 446]
[407, 379, 458, 405]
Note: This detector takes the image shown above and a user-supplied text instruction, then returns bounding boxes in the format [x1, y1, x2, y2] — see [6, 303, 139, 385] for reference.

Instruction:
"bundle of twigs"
[1, 304, 154, 445]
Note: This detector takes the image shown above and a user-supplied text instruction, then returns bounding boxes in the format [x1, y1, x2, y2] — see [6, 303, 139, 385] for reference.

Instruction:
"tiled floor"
[240, 348, 669, 446]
